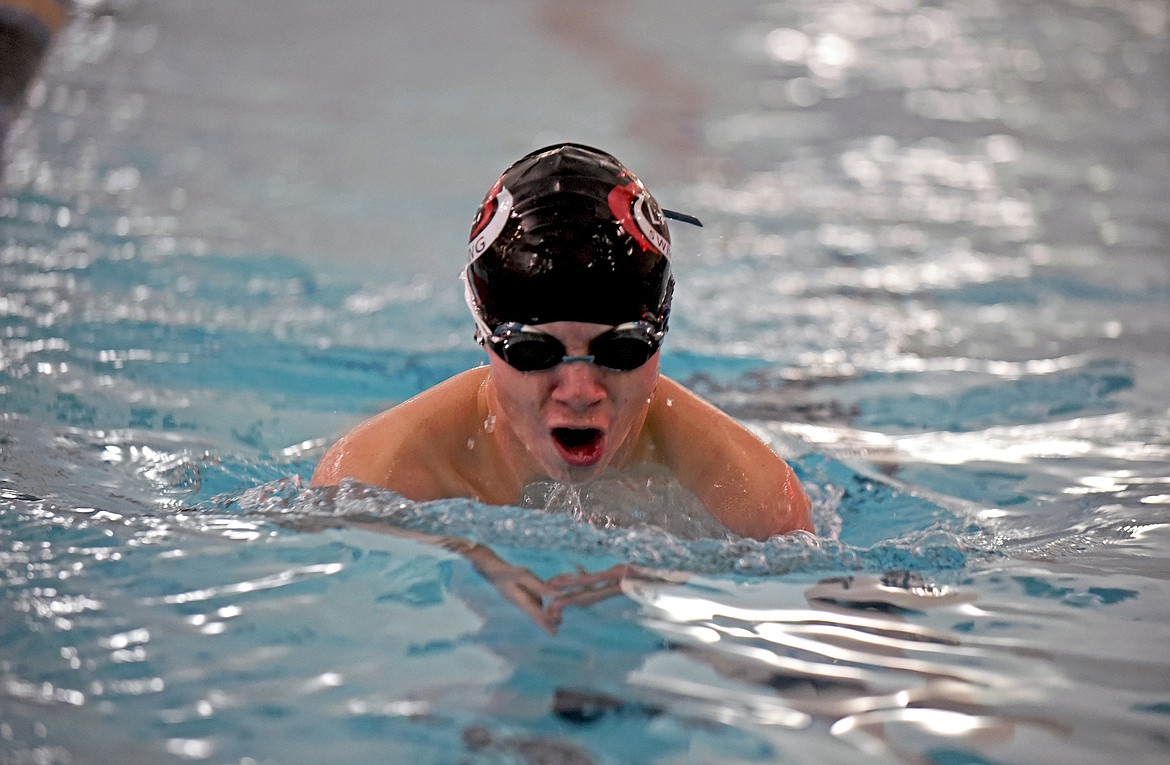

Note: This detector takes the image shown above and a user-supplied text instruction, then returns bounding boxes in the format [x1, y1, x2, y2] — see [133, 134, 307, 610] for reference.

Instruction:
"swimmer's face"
[484, 321, 659, 483]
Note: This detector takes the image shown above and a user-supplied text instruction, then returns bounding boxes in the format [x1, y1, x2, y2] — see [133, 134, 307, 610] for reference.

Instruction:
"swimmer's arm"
[651, 377, 813, 540]
[342, 517, 647, 634]
[312, 369, 490, 498]
[334, 514, 563, 634]
[310, 411, 449, 500]
[310, 429, 375, 486]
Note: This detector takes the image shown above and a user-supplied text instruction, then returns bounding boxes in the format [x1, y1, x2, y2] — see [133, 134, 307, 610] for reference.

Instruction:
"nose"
[550, 359, 606, 411]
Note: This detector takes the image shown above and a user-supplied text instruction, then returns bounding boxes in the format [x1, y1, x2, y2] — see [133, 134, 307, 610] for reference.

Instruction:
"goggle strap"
[662, 209, 703, 227]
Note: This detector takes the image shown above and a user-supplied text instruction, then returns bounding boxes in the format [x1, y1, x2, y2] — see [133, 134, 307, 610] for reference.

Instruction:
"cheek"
[630, 358, 660, 398]
[488, 359, 549, 427]
[610, 365, 659, 423]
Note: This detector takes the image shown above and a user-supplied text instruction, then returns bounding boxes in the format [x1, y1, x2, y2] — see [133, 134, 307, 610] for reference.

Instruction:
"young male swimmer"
[312, 143, 812, 540]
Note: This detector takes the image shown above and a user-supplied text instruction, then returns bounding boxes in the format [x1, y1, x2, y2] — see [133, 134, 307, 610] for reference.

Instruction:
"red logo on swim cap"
[608, 179, 671, 258]
[468, 180, 514, 261]
[470, 178, 503, 240]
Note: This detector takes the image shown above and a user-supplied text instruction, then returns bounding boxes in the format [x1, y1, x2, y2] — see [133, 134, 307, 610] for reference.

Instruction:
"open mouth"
[551, 427, 605, 467]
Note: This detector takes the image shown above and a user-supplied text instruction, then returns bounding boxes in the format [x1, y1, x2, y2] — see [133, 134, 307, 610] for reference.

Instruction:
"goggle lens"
[488, 322, 662, 372]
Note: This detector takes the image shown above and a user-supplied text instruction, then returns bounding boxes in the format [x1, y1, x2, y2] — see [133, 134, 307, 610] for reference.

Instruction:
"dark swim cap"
[464, 143, 674, 332]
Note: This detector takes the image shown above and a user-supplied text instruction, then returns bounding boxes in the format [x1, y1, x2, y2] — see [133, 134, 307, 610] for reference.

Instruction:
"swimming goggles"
[486, 321, 664, 372]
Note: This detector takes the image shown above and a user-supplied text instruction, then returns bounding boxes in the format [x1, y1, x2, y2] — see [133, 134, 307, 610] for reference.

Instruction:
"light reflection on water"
[2, 0, 1169, 763]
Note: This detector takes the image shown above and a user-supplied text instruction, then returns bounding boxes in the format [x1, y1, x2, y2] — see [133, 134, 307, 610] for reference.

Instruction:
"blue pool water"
[2, 1, 1169, 763]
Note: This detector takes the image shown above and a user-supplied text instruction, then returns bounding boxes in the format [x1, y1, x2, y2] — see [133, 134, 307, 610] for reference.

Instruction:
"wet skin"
[312, 320, 812, 539]
[311, 320, 812, 628]
[480, 321, 660, 485]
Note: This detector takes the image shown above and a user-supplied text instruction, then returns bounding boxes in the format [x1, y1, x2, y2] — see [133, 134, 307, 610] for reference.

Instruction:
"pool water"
[2, 1, 1169, 763]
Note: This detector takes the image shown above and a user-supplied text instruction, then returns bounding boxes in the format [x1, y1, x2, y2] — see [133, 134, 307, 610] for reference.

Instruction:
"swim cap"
[464, 143, 674, 333]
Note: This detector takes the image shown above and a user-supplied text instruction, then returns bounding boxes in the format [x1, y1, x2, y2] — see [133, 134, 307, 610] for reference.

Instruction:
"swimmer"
[312, 143, 812, 540]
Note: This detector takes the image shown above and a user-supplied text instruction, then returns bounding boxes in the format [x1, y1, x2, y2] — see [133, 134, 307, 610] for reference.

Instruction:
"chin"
[541, 451, 611, 484]
[563, 461, 608, 482]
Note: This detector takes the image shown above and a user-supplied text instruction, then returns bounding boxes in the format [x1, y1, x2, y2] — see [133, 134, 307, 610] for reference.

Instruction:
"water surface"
[2, 1, 1168, 763]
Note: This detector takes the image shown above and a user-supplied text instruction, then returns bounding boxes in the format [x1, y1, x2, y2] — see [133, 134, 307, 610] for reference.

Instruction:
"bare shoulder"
[650, 375, 732, 421]
[648, 375, 813, 538]
[647, 375, 756, 444]
[310, 367, 488, 498]
[646, 376, 766, 468]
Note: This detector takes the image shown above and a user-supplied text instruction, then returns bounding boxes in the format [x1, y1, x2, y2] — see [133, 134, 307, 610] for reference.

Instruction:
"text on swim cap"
[468, 186, 515, 261]
[607, 184, 671, 259]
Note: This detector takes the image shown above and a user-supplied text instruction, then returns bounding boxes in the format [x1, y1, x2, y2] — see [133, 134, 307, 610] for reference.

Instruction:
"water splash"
[205, 477, 985, 578]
